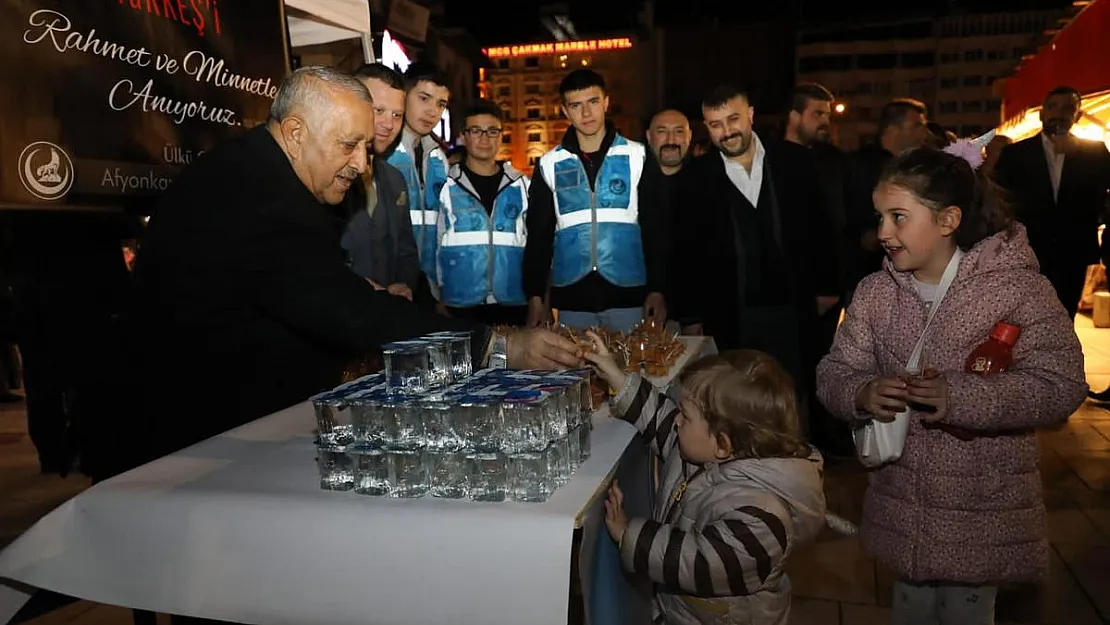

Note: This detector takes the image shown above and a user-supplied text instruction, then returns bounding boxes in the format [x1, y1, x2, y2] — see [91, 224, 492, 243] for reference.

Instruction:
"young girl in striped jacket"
[586, 335, 827, 625]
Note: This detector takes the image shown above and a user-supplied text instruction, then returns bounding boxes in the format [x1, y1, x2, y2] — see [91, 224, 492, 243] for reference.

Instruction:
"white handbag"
[854, 249, 963, 468]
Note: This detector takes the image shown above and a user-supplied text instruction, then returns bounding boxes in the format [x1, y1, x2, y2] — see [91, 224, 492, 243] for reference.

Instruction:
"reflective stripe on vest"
[538, 135, 647, 288]
[437, 175, 529, 307]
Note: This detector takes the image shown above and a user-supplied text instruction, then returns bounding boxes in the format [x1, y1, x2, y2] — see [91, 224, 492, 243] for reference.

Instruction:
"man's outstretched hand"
[505, 328, 584, 370]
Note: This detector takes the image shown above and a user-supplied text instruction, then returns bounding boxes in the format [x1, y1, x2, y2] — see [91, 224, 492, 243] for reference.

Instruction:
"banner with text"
[0, 1, 289, 211]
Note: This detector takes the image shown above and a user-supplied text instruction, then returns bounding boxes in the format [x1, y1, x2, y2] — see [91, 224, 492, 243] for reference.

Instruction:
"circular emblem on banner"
[608, 178, 627, 195]
[19, 142, 74, 201]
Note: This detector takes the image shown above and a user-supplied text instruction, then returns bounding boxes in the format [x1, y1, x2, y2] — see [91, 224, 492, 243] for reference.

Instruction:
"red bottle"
[930, 322, 1022, 440]
[966, 322, 1021, 374]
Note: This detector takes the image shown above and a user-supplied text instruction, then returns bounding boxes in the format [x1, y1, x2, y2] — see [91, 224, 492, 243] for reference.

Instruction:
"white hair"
[269, 66, 372, 124]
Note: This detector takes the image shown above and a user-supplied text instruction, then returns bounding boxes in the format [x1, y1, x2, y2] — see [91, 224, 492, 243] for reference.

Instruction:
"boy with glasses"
[436, 100, 531, 326]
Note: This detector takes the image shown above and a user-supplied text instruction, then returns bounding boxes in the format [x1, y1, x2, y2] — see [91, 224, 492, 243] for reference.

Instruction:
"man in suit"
[671, 84, 839, 386]
[994, 85, 1110, 318]
[344, 63, 422, 300]
[784, 82, 854, 456]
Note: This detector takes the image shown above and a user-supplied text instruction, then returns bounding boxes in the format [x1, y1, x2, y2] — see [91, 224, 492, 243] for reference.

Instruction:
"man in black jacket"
[523, 69, 669, 332]
[671, 84, 839, 387]
[117, 67, 580, 477]
[993, 86, 1110, 318]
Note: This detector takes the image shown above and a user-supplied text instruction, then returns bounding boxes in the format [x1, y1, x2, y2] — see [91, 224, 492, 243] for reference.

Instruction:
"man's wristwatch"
[487, 333, 509, 369]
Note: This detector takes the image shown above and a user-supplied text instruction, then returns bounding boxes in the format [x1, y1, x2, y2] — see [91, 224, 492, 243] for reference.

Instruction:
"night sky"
[443, 0, 1076, 45]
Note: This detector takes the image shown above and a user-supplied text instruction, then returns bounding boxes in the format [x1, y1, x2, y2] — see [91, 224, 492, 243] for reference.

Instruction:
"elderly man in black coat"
[107, 67, 581, 478]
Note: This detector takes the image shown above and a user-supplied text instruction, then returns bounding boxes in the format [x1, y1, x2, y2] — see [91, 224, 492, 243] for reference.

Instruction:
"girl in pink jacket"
[817, 146, 1086, 625]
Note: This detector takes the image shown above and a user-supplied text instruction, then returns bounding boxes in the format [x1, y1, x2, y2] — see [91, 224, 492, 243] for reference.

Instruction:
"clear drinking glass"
[425, 331, 473, 381]
[386, 448, 428, 498]
[382, 342, 431, 394]
[381, 397, 425, 450]
[467, 451, 508, 502]
[311, 395, 354, 449]
[422, 400, 463, 452]
[546, 436, 572, 487]
[536, 384, 571, 440]
[316, 445, 354, 491]
[458, 398, 503, 453]
[427, 450, 470, 499]
[508, 451, 553, 502]
[349, 393, 385, 448]
[502, 391, 549, 454]
[348, 445, 389, 496]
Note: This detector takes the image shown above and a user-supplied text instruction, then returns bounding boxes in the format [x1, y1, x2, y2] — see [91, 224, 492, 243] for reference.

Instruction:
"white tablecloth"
[0, 337, 715, 625]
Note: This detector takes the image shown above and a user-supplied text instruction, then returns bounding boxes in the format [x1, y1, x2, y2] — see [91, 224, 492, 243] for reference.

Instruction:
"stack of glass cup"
[311, 331, 593, 503]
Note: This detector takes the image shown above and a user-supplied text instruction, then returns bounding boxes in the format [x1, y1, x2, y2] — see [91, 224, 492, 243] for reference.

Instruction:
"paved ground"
[1, 317, 1108, 624]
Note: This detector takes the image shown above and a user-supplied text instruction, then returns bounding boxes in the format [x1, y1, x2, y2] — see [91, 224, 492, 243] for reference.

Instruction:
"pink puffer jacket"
[817, 224, 1086, 584]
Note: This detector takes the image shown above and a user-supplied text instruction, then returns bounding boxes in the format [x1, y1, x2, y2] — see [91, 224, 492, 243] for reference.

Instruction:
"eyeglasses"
[465, 126, 503, 138]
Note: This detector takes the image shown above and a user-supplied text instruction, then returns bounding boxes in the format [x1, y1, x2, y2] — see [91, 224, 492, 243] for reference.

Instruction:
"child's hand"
[855, 377, 908, 422]
[906, 368, 949, 422]
[604, 479, 629, 544]
[584, 331, 627, 390]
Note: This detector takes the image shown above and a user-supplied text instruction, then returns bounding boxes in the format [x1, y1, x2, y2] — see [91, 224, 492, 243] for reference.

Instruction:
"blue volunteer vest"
[539, 135, 647, 288]
[436, 167, 529, 307]
[386, 140, 448, 278]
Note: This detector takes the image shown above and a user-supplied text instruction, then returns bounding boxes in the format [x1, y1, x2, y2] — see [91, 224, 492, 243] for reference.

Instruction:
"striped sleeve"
[611, 373, 679, 459]
[618, 506, 790, 597]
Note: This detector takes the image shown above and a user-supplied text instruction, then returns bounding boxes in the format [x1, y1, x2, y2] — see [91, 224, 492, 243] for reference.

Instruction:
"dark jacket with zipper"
[523, 123, 669, 312]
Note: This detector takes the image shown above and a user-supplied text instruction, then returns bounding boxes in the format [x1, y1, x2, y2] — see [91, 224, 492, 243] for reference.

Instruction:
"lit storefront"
[997, 0, 1110, 146]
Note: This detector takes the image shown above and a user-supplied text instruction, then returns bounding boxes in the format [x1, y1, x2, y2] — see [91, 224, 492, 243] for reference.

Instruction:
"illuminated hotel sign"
[482, 38, 633, 58]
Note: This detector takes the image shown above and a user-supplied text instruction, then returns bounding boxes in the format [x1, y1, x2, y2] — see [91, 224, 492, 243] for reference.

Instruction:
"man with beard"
[646, 108, 691, 176]
[671, 84, 839, 388]
[993, 85, 1110, 319]
[784, 83, 853, 456]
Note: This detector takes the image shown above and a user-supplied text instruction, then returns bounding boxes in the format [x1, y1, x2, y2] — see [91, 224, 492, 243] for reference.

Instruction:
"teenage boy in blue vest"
[386, 62, 450, 305]
[523, 69, 669, 332]
[436, 100, 531, 327]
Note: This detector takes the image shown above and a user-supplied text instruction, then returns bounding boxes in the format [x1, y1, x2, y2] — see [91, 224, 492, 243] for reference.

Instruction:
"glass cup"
[312, 394, 354, 449]
[381, 397, 425, 450]
[458, 398, 503, 453]
[425, 331, 473, 381]
[382, 342, 431, 394]
[316, 444, 354, 491]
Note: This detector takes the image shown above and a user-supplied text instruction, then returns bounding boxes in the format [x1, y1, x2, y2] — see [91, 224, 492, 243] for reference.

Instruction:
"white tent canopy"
[285, 0, 371, 48]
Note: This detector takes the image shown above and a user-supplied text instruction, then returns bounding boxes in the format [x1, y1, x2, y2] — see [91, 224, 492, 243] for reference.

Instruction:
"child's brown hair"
[677, 350, 810, 459]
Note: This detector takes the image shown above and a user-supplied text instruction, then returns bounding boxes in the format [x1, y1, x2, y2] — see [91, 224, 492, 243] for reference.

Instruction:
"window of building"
[939, 52, 959, 64]
[797, 55, 851, 73]
[940, 77, 958, 89]
[986, 49, 1006, 61]
[553, 105, 563, 117]
[526, 107, 541, 120]
[1012, 47, 1025, 59]
[963, 100, 983, 112]
[963, 49, 984, 62]
[497, 86, 511, 97]
[985, 99, 1002, 111]
[527, 131, 542, 142]
[963, 75, 982, 87]
[501, 133, 512, 144]
[525, 84, 541, 94]
[985, 75, 996, 86]
[856, 53, 897, 70]
[525, 57, 539, 68]
[497, 59, 509, 69]
[901, 52, 935, 68]
[873, 81, 892, 95]
[857, 82, 873, 95]
[939, 101, 958, 114]
[528, 155, 541, 167]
